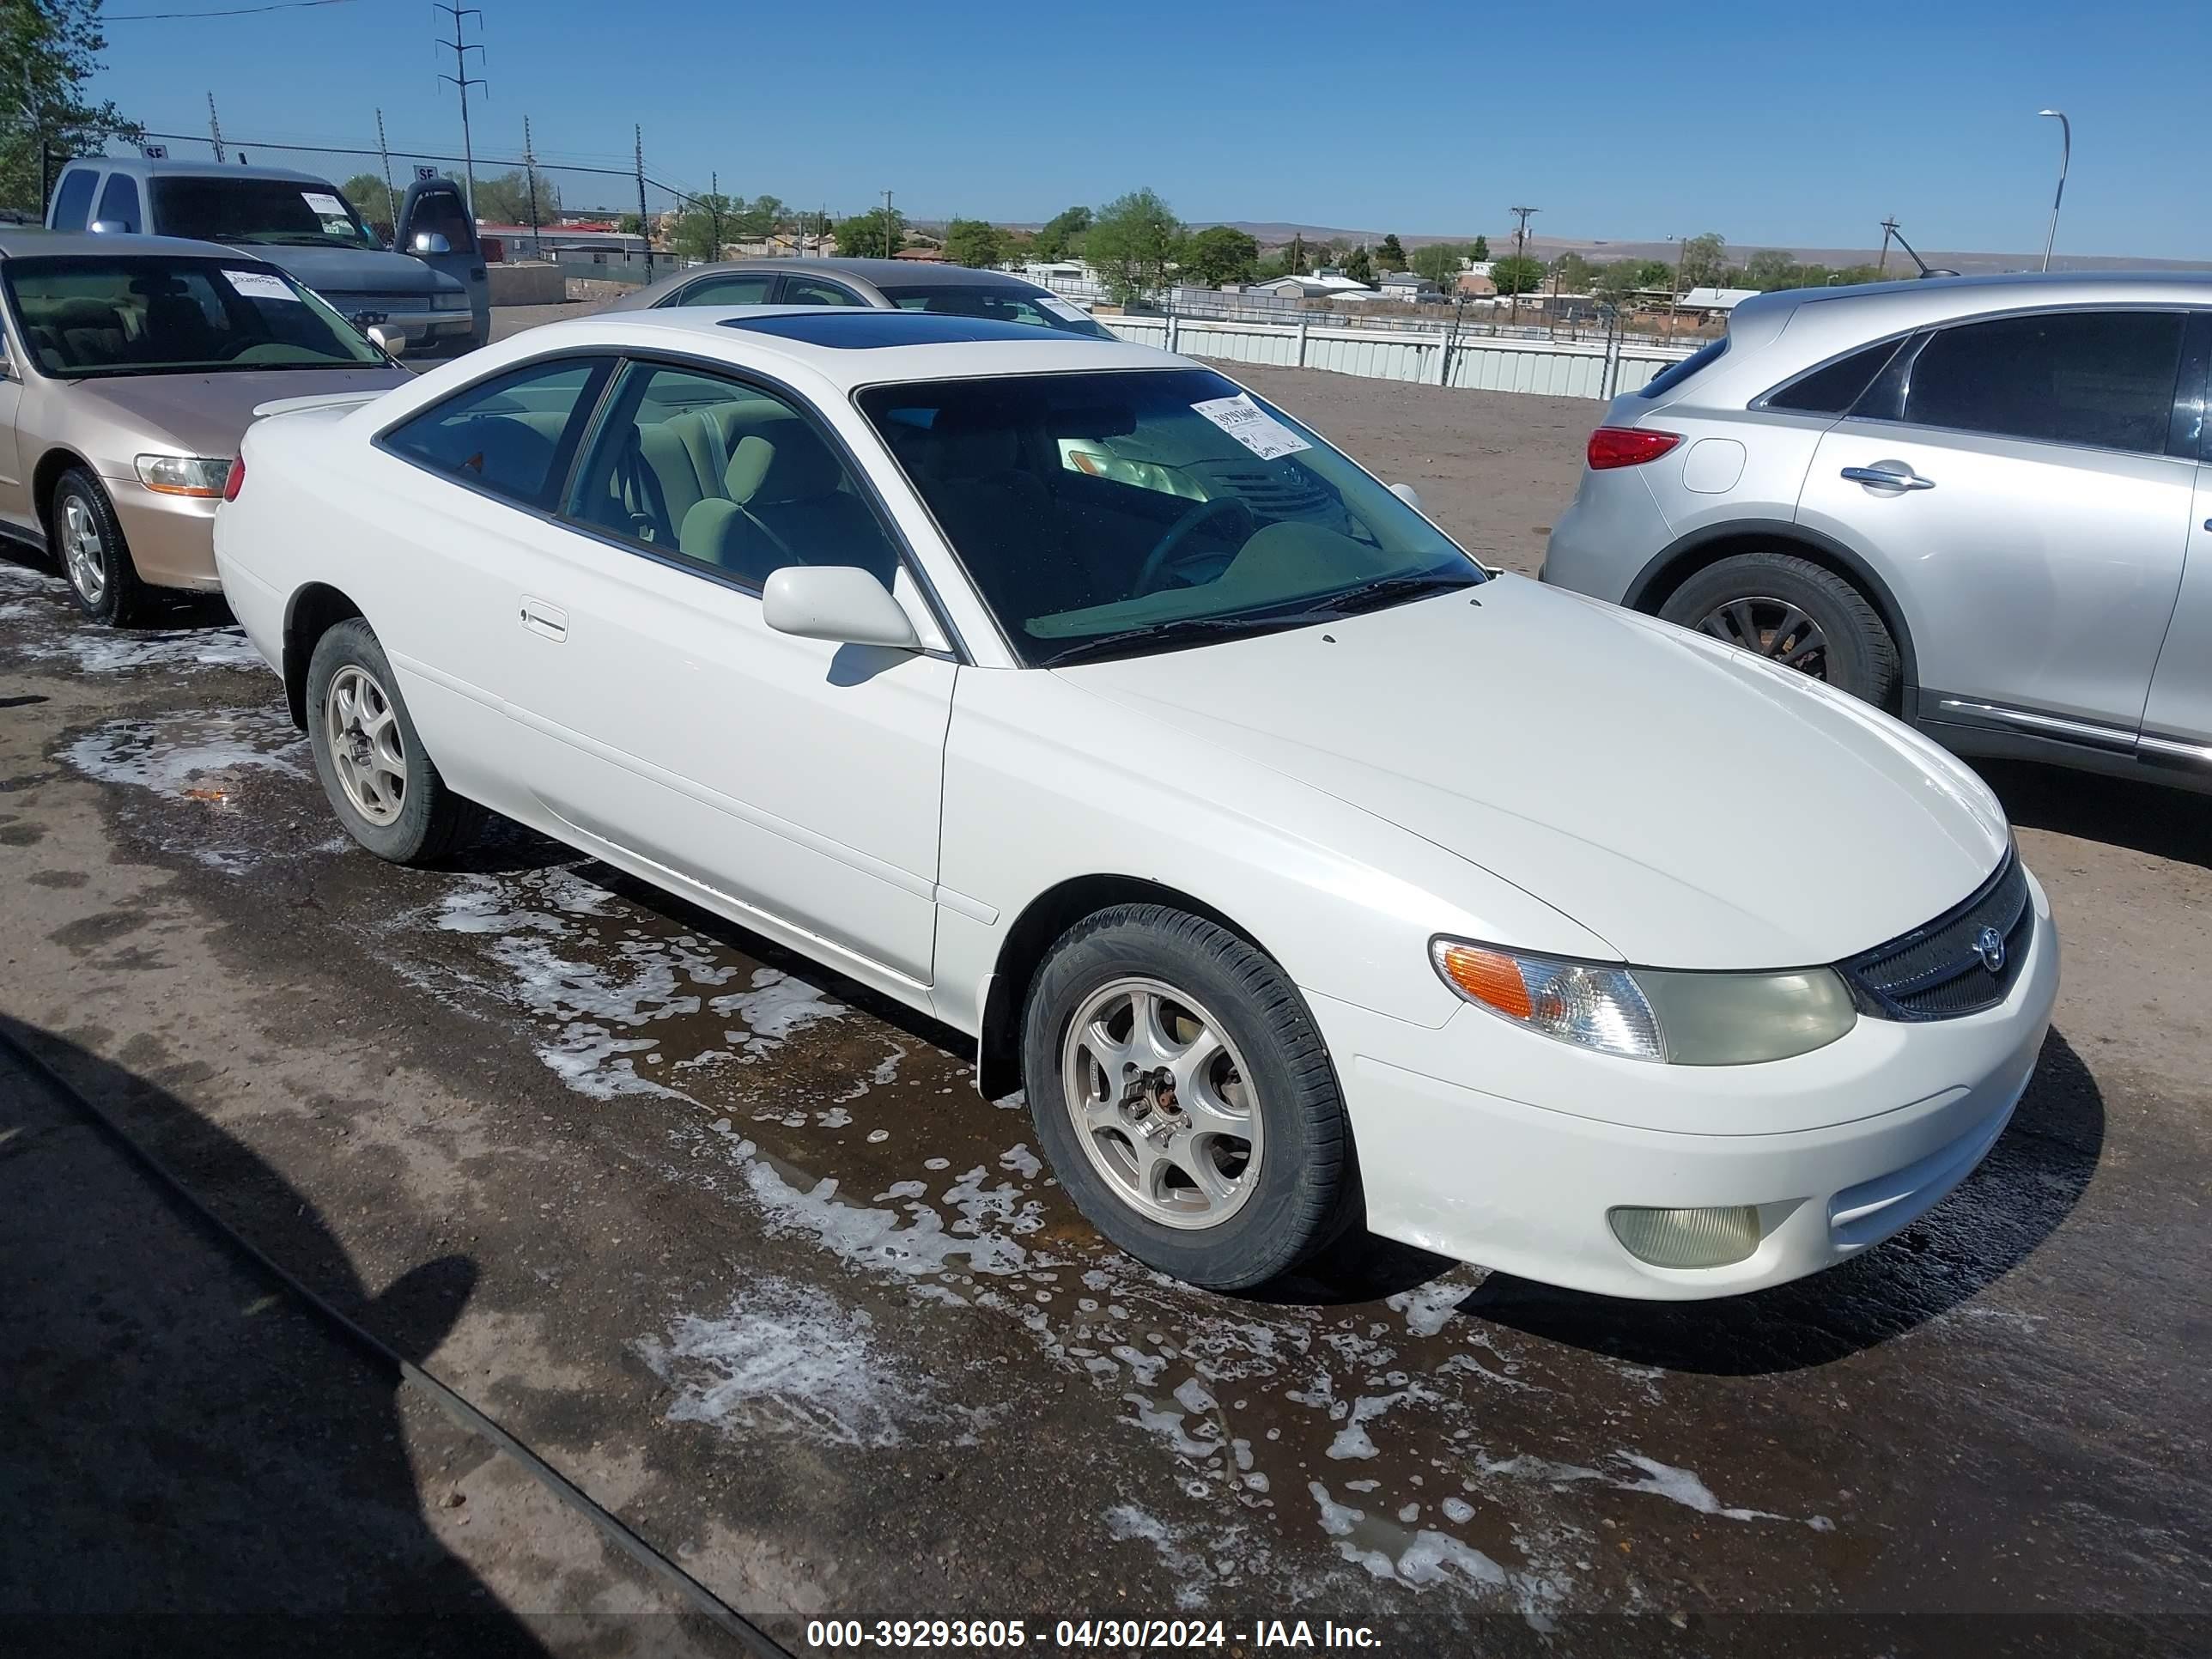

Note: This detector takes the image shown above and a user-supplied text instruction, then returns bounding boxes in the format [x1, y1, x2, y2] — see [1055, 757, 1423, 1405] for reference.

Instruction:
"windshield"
[148, 175, 379, 249]
[881, 282, 1115, 340]
[3, 256, 385, 378]
[860, 368, 1481, 666]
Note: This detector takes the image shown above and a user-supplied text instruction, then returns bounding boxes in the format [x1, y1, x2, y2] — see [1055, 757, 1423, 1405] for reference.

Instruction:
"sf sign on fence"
[416, 166, 440, 181]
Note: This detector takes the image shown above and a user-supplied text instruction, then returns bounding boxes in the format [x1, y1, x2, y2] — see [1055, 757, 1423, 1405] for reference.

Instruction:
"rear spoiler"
[250, 390, 388, 421]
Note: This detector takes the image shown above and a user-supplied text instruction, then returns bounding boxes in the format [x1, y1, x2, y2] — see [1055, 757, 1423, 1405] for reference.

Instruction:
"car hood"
[237, 245, 464, 295]
[1052, 576, 2010, 969]
[70, 368, 410, 462]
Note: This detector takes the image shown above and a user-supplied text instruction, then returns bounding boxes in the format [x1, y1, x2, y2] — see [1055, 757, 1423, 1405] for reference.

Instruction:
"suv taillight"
[1587, 428, 1683, 470]
[222, 455, 246, 502]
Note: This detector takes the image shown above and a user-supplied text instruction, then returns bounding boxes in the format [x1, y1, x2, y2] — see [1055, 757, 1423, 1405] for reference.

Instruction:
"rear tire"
[1658, 550, 1900, 709]
[51, 468, 150, 627]
[307, 618, 483, 865]
[1021, 904, 1359, 1291]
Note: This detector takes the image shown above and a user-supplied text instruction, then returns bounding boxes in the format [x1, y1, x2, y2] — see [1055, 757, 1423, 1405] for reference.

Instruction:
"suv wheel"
[1659, 551, 1900, 708]
[1022, 904, 1360, 1291]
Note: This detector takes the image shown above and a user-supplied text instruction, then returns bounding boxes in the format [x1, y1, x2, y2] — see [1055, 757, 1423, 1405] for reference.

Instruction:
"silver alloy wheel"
[61, 493, 106, 606]
[1060, 976, 1262, 1230]
[323, 663, 407, 826]
[1696, 595, 1828, 678]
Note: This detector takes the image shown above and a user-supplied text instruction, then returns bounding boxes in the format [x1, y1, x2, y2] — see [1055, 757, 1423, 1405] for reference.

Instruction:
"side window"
[404, 186, 474, 252]
[383, 356, 612, 507]
[564, 362, 902, 591]
[1903, 311, 2186, 454]
[782, 276, 866, 307]
[671, 273, 776, 307]
[50, 169, 99, 231]
[1765, 338, 1902, 416]
[95, 173, 142, 234]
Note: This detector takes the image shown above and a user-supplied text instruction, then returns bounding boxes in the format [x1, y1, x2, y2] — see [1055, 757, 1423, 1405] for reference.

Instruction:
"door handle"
[519, 596, 568, 641]
[1841, 463, 1935, 491]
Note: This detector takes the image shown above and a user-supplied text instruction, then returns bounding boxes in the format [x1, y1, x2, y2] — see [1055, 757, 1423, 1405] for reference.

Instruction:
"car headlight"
[432, 290, 468, 311]
[135, 454, 233, 497]
[1430, 939, 1856, 1065]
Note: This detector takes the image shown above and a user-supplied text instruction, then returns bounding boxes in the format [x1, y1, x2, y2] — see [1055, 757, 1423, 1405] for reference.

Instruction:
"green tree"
[732, 194, 787, 241]
[944, 216, 1003, 268]
[1285, 232, 1308, 272]
[836, 205, 905, 258]
[1032, 204, 1091, 261]
[471, 168, 560, 227]
[342, 172, 395, 231]
[1177, 223, 1258, 288]
[1490, 254, 1546, 296]
[1677, 231, 1728, 289]
[617, 212, 645, 237]
[1742, 247, 1799, 291]
[2, 0, 138, 213]
[1470, 234, 1490, 262]
[1411, 240, 1466, 285]
[1593, 260, 1644, 302]
[1086, 187, 1180, 303]
[671, 191, 740, 261]
[1375, 233, 1407, 271]
[1550, 252, 1593, 292]
[1343, 244, 1375, 285]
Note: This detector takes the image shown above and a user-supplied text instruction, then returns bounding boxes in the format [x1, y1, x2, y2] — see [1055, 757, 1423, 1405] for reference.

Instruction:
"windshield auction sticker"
[300, 191, 349, 218]
[1191, 393, 1313, 462]
[222, 269, 299, 302]
[1038, 295, 1091, 323]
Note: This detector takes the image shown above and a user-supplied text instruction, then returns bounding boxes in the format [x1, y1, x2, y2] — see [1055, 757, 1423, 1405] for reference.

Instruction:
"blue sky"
[88, 0, 2208, 258]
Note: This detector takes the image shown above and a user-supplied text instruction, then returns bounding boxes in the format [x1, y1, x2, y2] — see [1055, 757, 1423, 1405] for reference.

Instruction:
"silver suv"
[1541, 272, 2212, 794]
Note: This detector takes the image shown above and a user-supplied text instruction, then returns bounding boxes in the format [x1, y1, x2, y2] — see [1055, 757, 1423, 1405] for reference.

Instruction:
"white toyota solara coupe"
[213, 307, 2058, 1299]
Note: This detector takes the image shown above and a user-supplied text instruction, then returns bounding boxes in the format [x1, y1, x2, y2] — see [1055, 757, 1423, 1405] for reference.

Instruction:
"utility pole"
[1667, 234, 1682, 339]
[883, 189, 894, 258]
[1877, 216, 1898, 277]
[523, 113, 540, 243]
[374, 107, 395, 236]
[709, 170, 721, 261]
[434, 3, 486, 217]
[635, 125, 653, 281]
[206, 91, 226, 164]
[1507, 204, 1538, 325]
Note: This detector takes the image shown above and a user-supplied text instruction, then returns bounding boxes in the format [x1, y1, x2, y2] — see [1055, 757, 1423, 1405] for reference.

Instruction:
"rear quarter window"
[1636, 337, 1727, 399]
[50, 168, 99, 231]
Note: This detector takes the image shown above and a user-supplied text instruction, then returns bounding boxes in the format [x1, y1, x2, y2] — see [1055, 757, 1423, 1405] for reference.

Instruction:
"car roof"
[56, 156, 337, 187]
[673, 257, 1049, 291]
[504, 304, 1176, 392]
[0, 228, 261, 262]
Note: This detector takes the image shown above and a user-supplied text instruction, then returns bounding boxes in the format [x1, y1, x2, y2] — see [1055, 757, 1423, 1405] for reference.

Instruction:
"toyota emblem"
[1973, 926, 2007, 974]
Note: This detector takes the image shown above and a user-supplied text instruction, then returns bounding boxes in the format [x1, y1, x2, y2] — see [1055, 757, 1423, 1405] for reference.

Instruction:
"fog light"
[1607, 1205, 1762, 1269]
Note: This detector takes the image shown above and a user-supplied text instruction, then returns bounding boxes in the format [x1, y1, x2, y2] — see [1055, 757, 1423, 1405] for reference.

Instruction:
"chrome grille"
[1839, 853, 2032, 1021]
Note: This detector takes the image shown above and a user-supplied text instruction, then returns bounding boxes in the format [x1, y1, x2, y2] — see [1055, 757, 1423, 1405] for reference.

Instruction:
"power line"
[108, 0, 352, 18]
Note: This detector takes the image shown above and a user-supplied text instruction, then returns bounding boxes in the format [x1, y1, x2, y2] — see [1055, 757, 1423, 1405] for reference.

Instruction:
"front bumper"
[1308, 872, 2059, 1299]
[102, 477, 222, 592]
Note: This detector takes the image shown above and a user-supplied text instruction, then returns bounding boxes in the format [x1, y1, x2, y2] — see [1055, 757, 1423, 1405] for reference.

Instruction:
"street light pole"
[2037, 109, 2069, 273]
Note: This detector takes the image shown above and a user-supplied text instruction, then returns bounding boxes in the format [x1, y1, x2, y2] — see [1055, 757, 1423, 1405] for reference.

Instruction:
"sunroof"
[718, 311, 1054, 348]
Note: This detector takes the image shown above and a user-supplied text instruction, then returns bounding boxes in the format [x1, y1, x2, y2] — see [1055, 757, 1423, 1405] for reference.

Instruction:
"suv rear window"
[1765, 338, 1903, 416]
[1636, 337, 1726, 399]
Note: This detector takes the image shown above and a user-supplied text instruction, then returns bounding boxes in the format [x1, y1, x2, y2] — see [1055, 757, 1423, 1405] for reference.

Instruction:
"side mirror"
[1389, 482, 1425, 512]
[762, 566, 920, 652]
[365, 324, 406, 359]
[412, 231, 452, 256]
[88, 218, 128, 235]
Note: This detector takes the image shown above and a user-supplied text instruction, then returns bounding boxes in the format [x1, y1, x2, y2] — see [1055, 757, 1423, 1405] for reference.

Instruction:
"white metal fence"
[1096, 312, 1693, 401]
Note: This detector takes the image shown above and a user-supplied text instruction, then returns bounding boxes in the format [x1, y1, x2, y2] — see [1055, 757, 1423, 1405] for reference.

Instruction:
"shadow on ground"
[0, 1015, 550, 1656]
[1984, 757, 2212, 869]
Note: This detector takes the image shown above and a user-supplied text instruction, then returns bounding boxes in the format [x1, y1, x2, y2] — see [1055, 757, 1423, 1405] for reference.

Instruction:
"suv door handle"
[520, 596, 568, 641]
[1841, 463, 1936, 491]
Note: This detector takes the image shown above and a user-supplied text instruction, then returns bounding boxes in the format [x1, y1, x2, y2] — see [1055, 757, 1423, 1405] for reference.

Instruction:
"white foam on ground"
[25, 624, 265, 675]
[64, 709, 307, 799]
[637, 1274, 982, 1449]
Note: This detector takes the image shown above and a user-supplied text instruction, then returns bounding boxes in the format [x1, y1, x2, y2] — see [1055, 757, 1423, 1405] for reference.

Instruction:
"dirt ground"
[2, 336, 2208, 1656]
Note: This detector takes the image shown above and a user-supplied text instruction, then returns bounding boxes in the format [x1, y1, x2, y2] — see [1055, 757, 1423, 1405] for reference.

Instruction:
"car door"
[367, 353, 620, 818]
[501, 356, 955, 986]
[0, 313, 27, 532]
[395, 177, 489, 343]
[2140, 313, 2212, 763]
[1798, 307, 2194, 739]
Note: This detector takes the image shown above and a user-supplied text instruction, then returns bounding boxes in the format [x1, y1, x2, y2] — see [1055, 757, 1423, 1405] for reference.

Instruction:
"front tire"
[306, 618, 482, 864]
[52, 468, 150, 626]
[1021, 904, 1358, 1291]
[1658, 550, 1900, 709]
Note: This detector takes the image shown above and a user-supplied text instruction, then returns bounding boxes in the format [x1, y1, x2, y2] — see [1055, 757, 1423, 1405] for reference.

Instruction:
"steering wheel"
[1134, 497, 1253, 596]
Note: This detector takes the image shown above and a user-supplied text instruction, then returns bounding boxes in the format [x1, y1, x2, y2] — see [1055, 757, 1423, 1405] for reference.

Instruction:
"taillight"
[222, 455, 246, 502]
[1587, 427, 1683, 470]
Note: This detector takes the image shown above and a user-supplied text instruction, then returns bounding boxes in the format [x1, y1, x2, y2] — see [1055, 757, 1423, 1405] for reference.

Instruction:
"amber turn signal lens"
[1433, 943, 1534, 1019]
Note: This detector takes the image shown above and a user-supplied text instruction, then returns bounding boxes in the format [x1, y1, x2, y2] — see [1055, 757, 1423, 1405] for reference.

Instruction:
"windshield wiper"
[1306, 570, 1479, 618]
[1041, 612, 1315, 667]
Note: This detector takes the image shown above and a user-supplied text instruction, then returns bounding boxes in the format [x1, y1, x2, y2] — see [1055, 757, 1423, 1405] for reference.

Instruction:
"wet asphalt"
[0, 362, 2208, 1656]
